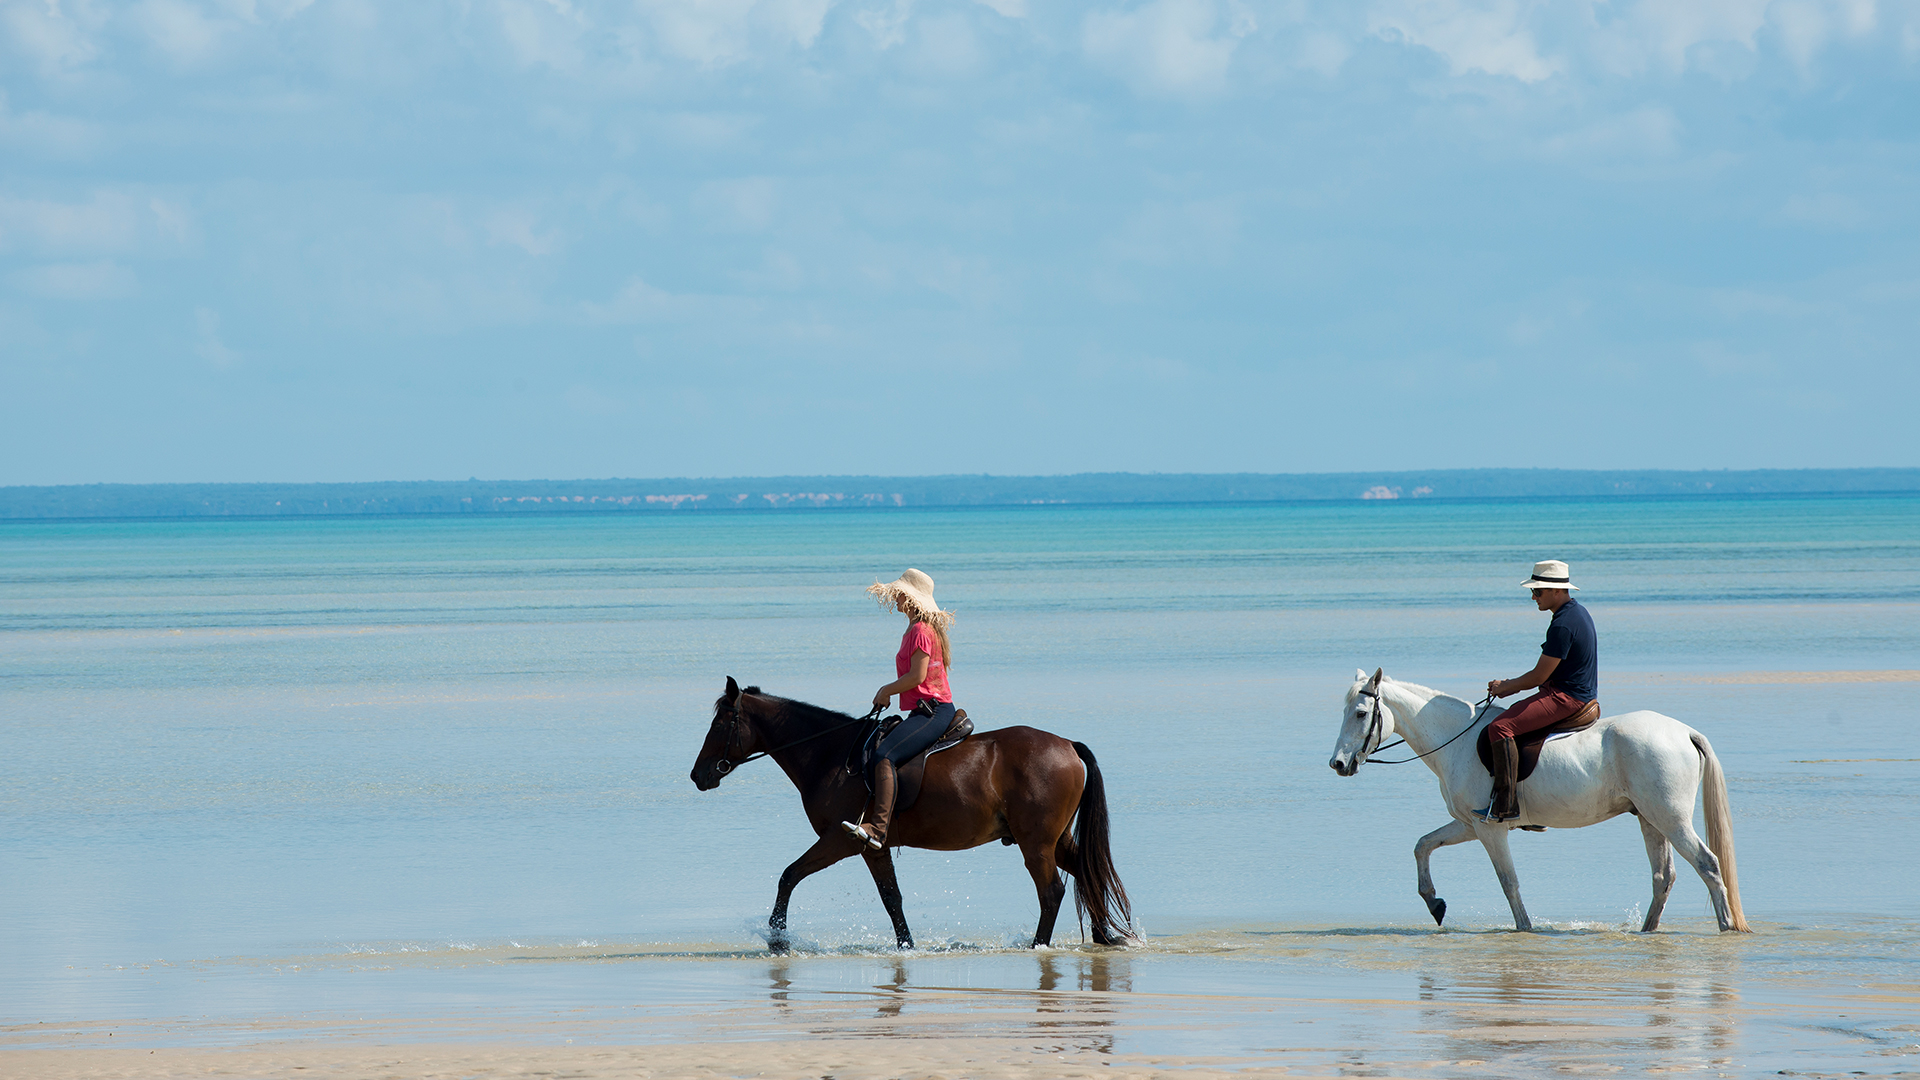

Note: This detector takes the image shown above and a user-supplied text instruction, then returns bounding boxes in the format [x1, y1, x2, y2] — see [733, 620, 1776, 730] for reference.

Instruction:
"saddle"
[862, 708, 973, 814]
[1476, 699, 1600, 783]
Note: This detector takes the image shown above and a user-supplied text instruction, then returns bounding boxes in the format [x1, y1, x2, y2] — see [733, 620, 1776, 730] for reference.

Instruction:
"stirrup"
[1471, 805, 1519, 824]
[840, 820, 883, 850]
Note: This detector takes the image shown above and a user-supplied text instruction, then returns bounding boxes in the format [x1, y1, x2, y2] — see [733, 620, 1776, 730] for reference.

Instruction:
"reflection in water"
[1030, 952, 1128, 1054]
[875, 956, 907, 1019]
[1412, 939, 1744, 1073]
[767, 958, 791, 1010]
[758, 949, 1132, 1054]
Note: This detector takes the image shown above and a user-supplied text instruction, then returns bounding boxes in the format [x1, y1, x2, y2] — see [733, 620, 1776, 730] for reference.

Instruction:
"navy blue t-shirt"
[1541, 598, 1598, 702]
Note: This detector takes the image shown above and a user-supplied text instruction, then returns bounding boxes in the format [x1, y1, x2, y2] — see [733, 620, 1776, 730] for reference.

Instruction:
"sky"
[2, 0, 1917, 485]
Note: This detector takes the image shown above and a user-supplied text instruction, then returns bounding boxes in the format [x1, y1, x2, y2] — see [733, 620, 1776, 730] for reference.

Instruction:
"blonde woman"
[842, 568, 955, 850]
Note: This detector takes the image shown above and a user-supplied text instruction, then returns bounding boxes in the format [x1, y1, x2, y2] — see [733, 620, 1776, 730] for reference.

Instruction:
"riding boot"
[1489, 736, 1521, 821]
[842, 759, 897, 850]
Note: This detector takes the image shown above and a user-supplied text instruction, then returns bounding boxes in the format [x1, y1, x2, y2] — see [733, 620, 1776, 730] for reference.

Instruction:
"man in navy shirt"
[1474, 560, 1598, 822]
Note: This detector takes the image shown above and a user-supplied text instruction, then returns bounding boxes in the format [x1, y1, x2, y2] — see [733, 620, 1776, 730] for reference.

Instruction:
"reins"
[711, 702, 884, 777]
[1363, 691, 1496, 765]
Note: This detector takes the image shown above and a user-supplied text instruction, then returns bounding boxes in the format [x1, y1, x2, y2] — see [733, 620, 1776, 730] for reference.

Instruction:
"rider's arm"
[1489, 654, 1561, 699]
[874, 650, 932, 707]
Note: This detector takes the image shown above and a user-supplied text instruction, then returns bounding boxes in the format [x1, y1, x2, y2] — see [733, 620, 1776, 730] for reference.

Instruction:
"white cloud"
[632, 0, 836, 65]
[0, 0, 102, 72]
[1083, 0, 1253, 95]
[0, 94, 100, 158]
[131, 0, 236, 65]
[0, 191, 145, 251]
[496, 0, 588, 70]
[972, 0, 1025, 17]
[855, 0, 912, 47]
[693, 177, 778, 232]
[583, 275, 703, 322]
[1369, 0, 1559, 82]
[484, 207, 562, 255]
[1776, 192, 1869, 228]
[194, 307, 242, 368]
[10, 260, 138, 299]
[1539, 105, 1680, 159]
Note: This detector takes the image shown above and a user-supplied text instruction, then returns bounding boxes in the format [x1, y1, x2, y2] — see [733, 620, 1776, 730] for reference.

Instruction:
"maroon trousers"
[1487, 688, 1584, 742]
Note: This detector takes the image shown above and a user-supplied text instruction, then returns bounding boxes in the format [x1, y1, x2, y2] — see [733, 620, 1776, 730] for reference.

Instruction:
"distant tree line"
[2, 469, 1916, 520]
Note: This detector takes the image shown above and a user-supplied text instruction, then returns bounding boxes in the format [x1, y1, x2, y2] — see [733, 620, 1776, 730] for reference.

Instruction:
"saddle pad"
[1477, 700, 1600, 783]
[883, 710, 973, 814]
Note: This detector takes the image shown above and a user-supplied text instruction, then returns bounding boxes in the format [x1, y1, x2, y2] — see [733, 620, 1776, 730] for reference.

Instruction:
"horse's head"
[690, 676, 764, 791]
[1329, 667, 1389, 776]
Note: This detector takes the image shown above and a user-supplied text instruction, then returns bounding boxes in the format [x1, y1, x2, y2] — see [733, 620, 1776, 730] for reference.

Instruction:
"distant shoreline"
[2, 468, 1916, 520]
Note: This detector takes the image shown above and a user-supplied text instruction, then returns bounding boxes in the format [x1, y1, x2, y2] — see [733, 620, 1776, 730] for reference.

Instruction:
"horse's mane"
[737, 691, 856, 730]
[1349, 673, 1476, 721]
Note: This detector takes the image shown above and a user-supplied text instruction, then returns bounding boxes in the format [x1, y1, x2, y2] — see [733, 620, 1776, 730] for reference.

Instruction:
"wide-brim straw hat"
[867, 568, 953, 627]
[1521, 560, 1579, 591]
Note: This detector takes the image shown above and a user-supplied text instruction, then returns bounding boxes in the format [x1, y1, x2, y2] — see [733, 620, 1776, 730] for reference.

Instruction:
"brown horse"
[689, 677, 1135, 953]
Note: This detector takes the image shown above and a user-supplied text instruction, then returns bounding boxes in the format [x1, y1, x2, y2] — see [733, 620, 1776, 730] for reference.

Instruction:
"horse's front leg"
[1415, 820, 1474, 926]
[1477, 827, 1533, 931]
[861, 848, 915, 950]
[769, 835, 860, 954]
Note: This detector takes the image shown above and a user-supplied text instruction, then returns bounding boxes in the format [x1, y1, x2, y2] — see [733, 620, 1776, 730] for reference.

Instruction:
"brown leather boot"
[840, 759, 896, 850]
[1487, 736, 1521, 821]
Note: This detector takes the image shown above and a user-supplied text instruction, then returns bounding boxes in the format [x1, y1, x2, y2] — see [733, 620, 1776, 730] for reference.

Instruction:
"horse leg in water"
[1020, 832, 1069, 947]
[1637, 800, 1736, 931]
[1639, 815, 1677, 933]
[1477, 826, 1534, 931]
[1414, 819, 1474, 926]
[768, 835, 860, 954]
[862, 848, 914, 950]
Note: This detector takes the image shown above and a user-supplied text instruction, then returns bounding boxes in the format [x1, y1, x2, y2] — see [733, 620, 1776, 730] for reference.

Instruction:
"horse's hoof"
[768, 935, 791, 955]
[1427, 898, 1447, 926]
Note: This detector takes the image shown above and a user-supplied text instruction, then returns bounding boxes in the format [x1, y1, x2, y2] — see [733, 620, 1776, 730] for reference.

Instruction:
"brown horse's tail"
[1070, 742, 1136, 946]
[1693, 732, 1751, 932]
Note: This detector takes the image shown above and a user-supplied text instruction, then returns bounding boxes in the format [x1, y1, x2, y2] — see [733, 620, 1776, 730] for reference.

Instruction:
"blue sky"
[2, 0, 1916, 484]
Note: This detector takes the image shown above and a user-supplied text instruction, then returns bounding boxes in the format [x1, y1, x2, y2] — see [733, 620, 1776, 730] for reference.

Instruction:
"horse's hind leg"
[1415, 820, 1473, 926]
[862, 848, 914, 950]
[1641, 810, 1736, 931]
[769, 836, 859, 954]
[1639, 816, 1677, 933]
[1021, 838, 1068, 948]
[1478, 827, 1533, 932]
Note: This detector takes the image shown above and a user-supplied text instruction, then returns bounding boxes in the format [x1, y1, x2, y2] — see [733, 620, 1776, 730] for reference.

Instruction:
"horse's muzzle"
[1329, 755, 1357, 777]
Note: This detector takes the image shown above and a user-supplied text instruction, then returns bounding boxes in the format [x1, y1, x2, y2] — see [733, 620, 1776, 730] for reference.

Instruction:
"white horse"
[1328, 669, 1750, 933]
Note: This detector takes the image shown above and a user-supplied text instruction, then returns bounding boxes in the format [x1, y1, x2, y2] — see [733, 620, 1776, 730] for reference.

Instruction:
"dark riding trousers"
[877, 700, 955, 767]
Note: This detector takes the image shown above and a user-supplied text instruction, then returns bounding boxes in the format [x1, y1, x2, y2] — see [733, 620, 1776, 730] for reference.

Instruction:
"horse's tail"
[1069, 742, 1136, 946]
[1692, 731, 1751, 933]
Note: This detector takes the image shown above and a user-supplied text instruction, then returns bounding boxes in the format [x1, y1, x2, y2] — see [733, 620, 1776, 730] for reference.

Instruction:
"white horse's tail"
[1692, 732, 1751, 933]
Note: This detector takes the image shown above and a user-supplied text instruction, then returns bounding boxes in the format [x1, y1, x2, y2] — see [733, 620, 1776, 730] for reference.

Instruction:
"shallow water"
[3, 497, 1918, 1074]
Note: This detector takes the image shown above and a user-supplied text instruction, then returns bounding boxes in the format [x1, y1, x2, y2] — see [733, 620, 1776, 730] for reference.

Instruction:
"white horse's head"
[1329, 667, 1390, 776]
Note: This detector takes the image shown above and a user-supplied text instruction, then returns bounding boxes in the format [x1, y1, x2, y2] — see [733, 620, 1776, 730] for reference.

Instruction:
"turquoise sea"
[4, 495, 1919, 1075]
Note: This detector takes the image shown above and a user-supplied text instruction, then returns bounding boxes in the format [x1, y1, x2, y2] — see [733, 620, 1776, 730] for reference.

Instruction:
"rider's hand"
[1487, 679, 1505, 698]
[873, 688, 892, 709]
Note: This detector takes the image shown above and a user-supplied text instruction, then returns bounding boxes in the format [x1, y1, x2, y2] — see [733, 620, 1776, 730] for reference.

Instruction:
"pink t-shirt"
[896, 622, 952, 710]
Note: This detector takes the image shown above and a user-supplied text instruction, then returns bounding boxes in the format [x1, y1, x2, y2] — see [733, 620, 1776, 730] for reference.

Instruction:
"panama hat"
[1521, 560, 1579, 591]
[867, 568, 953, 626]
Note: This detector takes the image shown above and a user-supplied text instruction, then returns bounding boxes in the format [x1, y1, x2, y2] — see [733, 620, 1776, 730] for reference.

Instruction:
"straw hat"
[1521, 560, 1579, 591]
[867, 568, 953, 627]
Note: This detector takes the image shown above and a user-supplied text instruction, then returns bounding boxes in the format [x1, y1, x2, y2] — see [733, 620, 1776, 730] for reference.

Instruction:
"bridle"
[707, 697, 885, 778]
[1357, 686, 1495, 766]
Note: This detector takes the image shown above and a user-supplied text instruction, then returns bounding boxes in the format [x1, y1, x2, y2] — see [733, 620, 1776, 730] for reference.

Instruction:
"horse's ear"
[1367, 668, 1383, 691]
[1355, 668, 1368, 682]
[725, 676, 740, 701]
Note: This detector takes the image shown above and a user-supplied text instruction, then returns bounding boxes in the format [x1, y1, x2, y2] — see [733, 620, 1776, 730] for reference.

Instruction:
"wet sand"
[8, 922, 1920, 1079]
